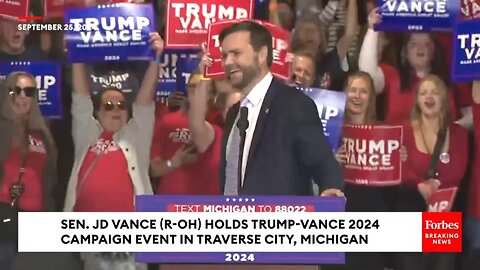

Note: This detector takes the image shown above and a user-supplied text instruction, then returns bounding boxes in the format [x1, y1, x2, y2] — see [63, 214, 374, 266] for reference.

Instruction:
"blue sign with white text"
[64, 3, 156, 63]
[0, 61, 63, 119]
[176, 56, 200, 93]
[299, 87, 346, 152]
[452, 18, 480, 82]
[156, 49, 199, 98]
[135, 195, 345, 264]
[375, 0, 459, 32]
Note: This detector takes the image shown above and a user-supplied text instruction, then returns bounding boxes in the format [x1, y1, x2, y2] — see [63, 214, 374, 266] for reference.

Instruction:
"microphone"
[237, 107, 249, 133]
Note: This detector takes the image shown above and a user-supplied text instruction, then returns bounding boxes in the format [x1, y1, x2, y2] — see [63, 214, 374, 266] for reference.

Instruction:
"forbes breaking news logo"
[422, 212, 462, 252]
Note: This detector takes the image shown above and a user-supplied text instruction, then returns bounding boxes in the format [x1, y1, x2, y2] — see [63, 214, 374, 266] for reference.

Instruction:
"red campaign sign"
[44, 0, 67, 20]
[461, 0, 480, 20]
[343, 125, 403, 187]
[205, 19, 291, 80]
[44, 0, 134, 20]
[165, 0, 254, 49]
[0, 0, 29, 20]
[427, 187, 458, 212]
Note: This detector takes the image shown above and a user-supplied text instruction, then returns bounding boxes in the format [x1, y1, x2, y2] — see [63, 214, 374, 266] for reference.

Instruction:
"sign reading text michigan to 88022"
[135, 195, 346, 264]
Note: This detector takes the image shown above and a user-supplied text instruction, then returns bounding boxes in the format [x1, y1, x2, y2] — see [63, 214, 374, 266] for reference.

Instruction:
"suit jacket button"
[125, 148, 129, 152]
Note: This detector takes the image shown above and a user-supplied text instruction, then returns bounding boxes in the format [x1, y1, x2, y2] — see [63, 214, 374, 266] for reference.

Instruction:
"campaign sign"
[0, 0, 29, 19]
[451, 19, 480, 82]
[90, 70, 139, 95]
[165, 0, 254, 48]
[0, 62, 63, 119]
[156, 49, 199, 98]
[343, 125, 403, 187]
[298, 87, 346, 151]
[205, 19, 291, 80]
[135, 195, 345, 264]
[427, 187, 458, 212]
[64, 3, 156, 63]
[44, 0, 66, 20]
[176, 55, 201, 93]
[375, 0, 459, 32]
[461, 0, 480, 20]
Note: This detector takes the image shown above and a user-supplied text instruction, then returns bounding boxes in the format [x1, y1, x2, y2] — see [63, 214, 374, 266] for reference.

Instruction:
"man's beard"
[228, 61, 261, 90]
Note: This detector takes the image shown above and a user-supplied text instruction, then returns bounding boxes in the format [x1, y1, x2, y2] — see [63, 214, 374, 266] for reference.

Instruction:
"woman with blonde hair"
[0, 71, 57, 269]
[332, 71, 399, 270]
[396, 74, 468, 270]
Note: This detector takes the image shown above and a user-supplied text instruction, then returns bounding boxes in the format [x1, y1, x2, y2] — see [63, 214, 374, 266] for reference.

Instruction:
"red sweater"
[379, 64, 471, 125]
[401, 122, 468, 190]
[469, 103, 480, 219]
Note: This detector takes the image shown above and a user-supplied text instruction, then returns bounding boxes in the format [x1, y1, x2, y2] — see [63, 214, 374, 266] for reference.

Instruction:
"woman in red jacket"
[333, 71, 403, 270]
[396, 75, 469, 270]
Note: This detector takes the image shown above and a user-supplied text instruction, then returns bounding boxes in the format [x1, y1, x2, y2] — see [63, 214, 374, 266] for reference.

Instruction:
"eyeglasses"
[9, 86, 36, 97]
[102, 101, 127, 111]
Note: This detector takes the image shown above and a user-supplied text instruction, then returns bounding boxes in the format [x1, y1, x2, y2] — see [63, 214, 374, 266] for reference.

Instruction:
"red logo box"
[422, 212, 462, 252]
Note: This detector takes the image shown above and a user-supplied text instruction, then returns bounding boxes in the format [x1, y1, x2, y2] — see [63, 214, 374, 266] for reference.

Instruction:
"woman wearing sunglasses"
[0, 72, 57, 269]
[62, 33, 163, 270]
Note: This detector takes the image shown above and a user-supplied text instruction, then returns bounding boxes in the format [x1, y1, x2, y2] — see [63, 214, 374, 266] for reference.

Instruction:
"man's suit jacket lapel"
[243, 78, 280, 182]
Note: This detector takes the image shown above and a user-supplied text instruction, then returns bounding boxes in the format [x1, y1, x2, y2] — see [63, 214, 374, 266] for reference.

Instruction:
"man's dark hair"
[219, 20, 273, 67]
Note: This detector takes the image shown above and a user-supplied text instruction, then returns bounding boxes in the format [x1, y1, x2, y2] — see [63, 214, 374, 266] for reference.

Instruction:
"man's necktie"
[224, 106, 249, 195]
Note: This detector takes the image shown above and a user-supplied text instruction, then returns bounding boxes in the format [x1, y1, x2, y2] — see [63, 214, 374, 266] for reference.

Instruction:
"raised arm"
[336, 0, 359, 62]
[268, 0, 282, 28]
[358, 8, 385, 94]
[130, 33, 164, 171]
[71, 63, 98, 150]
[188, 79, 216, 153]
[318, 0, 341, 27]
[135, 33, 163, 106]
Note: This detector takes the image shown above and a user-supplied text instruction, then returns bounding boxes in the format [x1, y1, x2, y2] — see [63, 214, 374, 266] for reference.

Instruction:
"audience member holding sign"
[62, 32, 163, 270]
[331, 71, 404, 270]
[395, 75, 469, 270]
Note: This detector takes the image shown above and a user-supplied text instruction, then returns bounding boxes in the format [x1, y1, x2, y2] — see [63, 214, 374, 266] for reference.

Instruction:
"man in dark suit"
[189, 20, 343, 196]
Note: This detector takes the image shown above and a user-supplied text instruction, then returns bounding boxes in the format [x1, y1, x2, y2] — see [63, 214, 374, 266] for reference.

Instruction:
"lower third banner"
[135, 195, 345, 264]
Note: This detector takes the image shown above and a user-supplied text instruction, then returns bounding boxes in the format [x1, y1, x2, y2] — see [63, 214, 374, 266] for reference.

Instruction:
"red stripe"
[18, 16, 43, 21]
